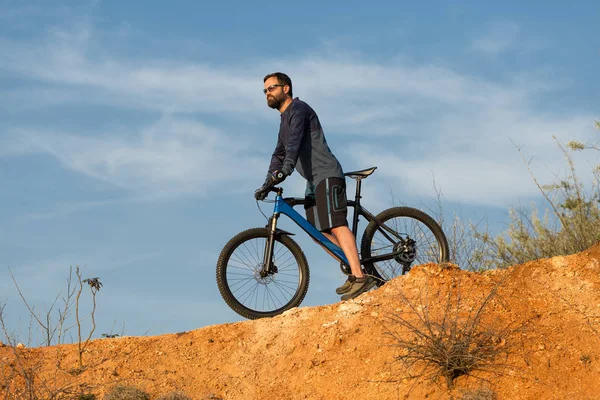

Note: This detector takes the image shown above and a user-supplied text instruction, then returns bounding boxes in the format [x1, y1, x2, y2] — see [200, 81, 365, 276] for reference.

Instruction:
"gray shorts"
[304, 177, 348, 232]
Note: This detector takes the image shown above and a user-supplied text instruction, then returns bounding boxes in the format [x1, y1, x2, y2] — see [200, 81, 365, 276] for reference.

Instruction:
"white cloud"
[9, 117, 265, 196]
[470, 21, 521, 55]
[0, 5, 42, 19]
[0, 24, 268, 116]
[346, 113, 597, 206]
[469, 21, 546, 56]
[0, 25, 534, 123]
[1, 258, 81, 302]
[1, 22, 596, 208]
[0, 132, 40, 157]
[17, 198, 145, 222]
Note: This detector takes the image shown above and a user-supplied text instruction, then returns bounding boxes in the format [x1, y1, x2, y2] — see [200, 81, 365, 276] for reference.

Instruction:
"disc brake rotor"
[255, 263, 278, 284]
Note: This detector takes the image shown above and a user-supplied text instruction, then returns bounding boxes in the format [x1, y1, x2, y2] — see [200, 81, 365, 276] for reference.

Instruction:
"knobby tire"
[360, 207, 449, 284]
[216, 228, 310, 319]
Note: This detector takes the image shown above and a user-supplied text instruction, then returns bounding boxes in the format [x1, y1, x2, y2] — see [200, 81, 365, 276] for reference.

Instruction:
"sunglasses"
[263, 84, 285, 94]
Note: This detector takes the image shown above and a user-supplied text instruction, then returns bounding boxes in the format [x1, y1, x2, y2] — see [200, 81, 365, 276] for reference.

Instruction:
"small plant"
[459, 387, 497, 400]
[201, 395, 224, 400]
[580, 354, 592, 366]
[384, 273, 520, 390]
[1, 267, 110, 398]
[76, 271, 102, 368]
[102, 333, 120, 339]
[7, 266, 78, 346]
[444, 212, 493, 272]
[156, 392, 193, 400]
[424, 176, 495, 272]
[104, 385, 150, 400]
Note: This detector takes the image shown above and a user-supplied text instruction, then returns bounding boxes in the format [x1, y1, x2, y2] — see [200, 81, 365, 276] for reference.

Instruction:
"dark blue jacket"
[268, 98, 343, 185]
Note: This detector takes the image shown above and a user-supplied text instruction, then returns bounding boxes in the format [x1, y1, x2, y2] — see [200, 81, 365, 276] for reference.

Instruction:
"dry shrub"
[0, 313, 93, 400]
[475, 135, 600, 269]
[156, 392, 193, 400]
[384, 272, 522, 390]
[429, 129, 600, 271]
[444, 212, 493, 272]
[459, 386, 497, 400]
[1, 267, 108, 399]
[104, 385, 150, 400]
[424, 178, 497, 272]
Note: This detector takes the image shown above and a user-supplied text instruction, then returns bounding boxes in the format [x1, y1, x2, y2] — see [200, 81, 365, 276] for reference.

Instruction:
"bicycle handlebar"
[259, 186, 307, 207]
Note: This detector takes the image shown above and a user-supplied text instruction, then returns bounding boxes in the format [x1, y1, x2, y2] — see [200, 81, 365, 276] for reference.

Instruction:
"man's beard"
[267, 94, 284, 109]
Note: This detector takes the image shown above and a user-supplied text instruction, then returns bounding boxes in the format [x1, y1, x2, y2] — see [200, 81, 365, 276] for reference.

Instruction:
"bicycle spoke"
[368, 214, 444, 281]
[225, 235, 303, 313]
[230, 252, 256, 271]
[272, 280, 296, 297]
[277, 253, 296, 270]
[266, 284, 285, 308]
[241, 240, 262, 266]
[239, 281, 260, 306]
[228, 279, 256, 292]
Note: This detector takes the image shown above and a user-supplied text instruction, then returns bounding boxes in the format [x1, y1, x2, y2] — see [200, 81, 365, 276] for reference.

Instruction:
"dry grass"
[383, 273, 523, 390]
[155, 392, 194, 400]
[104, 385, 150, 400]
[475, 136, 600, 269]
[459, 386, 497, 400]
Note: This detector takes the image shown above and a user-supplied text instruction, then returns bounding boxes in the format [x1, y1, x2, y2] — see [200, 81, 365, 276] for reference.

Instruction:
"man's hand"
[254, 186, 269, 201]
[254, 173, 274, 201]
[254, 168, 291, 201]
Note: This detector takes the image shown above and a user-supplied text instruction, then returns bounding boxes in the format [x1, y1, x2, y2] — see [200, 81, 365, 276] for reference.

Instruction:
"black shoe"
[340, 276, 377, 301]
[335, 275, 356, 295]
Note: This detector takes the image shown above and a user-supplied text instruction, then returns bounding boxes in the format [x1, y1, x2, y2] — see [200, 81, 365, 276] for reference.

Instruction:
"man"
[254, 72, 375, 301]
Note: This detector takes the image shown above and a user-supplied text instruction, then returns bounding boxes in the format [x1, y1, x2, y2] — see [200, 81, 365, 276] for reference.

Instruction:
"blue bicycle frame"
[263, 188, 349, 273]
[260, 181, 410, 278]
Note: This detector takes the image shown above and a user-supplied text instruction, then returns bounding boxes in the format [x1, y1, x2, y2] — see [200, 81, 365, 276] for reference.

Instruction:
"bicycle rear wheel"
[216, 228, 310, 319]
[360, 207, 449, 284]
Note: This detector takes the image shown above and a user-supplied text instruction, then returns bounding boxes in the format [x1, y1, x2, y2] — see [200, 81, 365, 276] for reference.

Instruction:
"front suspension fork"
[261, 214, 279, 277]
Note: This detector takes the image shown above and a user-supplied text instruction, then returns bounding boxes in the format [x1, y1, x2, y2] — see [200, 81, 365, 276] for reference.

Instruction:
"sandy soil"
[2, 243, 600, 399]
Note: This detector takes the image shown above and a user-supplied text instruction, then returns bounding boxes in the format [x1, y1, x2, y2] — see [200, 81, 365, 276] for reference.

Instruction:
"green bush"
[474, 133, 600, 269]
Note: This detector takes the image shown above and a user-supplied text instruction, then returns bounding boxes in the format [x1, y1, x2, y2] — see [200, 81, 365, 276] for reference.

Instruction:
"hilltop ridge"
[2, 243, 600, 399]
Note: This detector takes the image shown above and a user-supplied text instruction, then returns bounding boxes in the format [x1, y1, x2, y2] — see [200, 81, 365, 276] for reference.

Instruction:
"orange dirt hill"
[2, 243, 600, 400]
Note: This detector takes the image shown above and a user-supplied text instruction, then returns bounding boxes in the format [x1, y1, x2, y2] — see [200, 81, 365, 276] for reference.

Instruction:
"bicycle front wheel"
[216, 228, 310, 319]
[361, 207, 449, 283]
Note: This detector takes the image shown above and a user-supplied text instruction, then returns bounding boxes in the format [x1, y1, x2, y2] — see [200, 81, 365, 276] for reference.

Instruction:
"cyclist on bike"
[254, 72, 376, 301]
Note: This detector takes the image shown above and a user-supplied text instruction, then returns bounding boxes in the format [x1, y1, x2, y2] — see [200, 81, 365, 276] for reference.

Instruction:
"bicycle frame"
[263, 189, 348, 270]
[262, 184, 406, 275]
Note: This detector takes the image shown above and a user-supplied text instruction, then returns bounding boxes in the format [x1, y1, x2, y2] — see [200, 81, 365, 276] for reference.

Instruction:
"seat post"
[351, 178, 363, 236]
[354, 178, 363, 204]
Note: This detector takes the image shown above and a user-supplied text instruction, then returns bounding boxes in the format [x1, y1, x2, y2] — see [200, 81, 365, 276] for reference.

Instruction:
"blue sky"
[1, 0, 599, 342]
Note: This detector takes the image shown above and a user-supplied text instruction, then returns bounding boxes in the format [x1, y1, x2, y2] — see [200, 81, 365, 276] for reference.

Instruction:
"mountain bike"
[216, 166, 450, 319]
